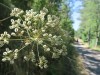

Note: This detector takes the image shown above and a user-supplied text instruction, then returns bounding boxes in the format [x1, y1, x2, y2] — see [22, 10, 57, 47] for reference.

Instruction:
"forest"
[0, 0, 100, 75]
[77, 0, 100, 48]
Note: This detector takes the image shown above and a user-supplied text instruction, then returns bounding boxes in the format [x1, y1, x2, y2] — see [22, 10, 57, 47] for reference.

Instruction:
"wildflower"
[46, 48, 50, 51]
[2, 58, 6, 62]
[33, 30, 38, 34]
[24, 56, 28, 61]
[1, 7, 68, 69]
[10, 8, 24, 17]
[14, 49, 19, 53]
[43, 33, 48, 36]
[25, 42, 30, 45]
[48, 34, 52, 37]
[11, 32, 16, 36]
[14, 28, 19, 32]
[38, 40, 43, 44]
[43, 45, 47, 48]
[38, 56, 48, 69]
[0, 31, 11, 44]
[52, 53, 60, 58]
[47, 15, 52, 23]
[41, 29, 45, 32]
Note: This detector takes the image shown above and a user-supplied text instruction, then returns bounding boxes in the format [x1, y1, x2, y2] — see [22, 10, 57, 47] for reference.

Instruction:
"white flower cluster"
[10, 19, 21, 32]
[0, 31, 11, 44]
[52, 45, 67, 58]
[46, 15, 59, 27]
[10, 8, 24, 17]
[50, 35, 63, 45]
[1, 7, 68, 69]
[24, 50, 35, 62]
[43, 45, 50, 51]
[2, 48, 19, 64]
[38, 56, 48, 69]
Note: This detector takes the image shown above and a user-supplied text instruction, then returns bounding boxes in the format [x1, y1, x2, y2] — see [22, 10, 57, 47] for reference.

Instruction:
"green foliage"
[78, 0, 100, 46]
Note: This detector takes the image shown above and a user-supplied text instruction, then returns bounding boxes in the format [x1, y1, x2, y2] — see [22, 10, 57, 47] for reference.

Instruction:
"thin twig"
[0, 16, 12, 22]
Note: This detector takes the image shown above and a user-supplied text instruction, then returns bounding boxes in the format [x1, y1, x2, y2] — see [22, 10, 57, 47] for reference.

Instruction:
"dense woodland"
[77, 0, 100, 47]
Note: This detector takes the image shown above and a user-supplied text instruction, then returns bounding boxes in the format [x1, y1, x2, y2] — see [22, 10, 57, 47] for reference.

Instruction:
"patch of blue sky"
[70, 0, 83, 31]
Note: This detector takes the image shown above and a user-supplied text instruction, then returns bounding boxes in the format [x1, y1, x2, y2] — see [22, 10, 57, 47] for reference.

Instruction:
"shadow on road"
[74, 42, 100, 75]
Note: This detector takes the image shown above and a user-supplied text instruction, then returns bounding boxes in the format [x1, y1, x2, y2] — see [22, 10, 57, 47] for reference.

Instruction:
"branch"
[0, 16, 12, 22]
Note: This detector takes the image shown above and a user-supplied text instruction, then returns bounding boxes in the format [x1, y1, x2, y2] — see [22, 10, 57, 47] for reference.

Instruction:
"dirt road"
[74, 43, 100, 75]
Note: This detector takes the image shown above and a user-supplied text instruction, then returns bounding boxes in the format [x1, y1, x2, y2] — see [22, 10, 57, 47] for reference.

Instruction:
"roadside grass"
[75, 53, 89, 75]
[75, 38, 100, 51]
[92, 46, 100, 51]
[73, 43, 89, 75]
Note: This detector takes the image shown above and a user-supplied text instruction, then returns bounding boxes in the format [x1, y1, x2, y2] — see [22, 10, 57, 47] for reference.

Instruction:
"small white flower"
[38, 40, 43, 44]
[11, 19, 14, 23]
[14, 55, 17, 59]
[33, 30, 38, 34]
[49, 34, 52, 37]
[24, 26, 28, 29]
[44, 64, 48, 68]
[34, 38, 38, 41]
[47, 15, 52, 22]
[23, 21, 26, 25]
[27, 21, 31, 25]
[46, 48, 50, 51]
[4, 31, 7, 35]
[15, 49, 19, 53]
[52, 53, 59, 58]
[51, 24, 55, 27]
[38, 56, 48, 69]
[43, 33, 48, 36]
[11, 32, 16, 36]
[3, 52, 7, 55]
[42, 7, 48, 13]
[9, 26, 13, 29]
[14, 53, 17, 56]
[2, 58, 6, 62]
[43, 45, 47, 48]
[0, 37, 3, 40]
[7, 50, 12, 53]
[4, 39, 9, 44]
[28, 26, 32, 30]
[25, 42, 30, 46]
[14, 28, 18, 32]
[53, 35, 57, 38]
[17, 19, 21, 24]
[6, 48, 10, 51]
[42, 29, 45, 32]
[24, 56, 29, 61]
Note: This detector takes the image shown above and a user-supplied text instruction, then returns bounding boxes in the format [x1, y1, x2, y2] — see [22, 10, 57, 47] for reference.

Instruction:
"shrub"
[0, 7, 68, 75]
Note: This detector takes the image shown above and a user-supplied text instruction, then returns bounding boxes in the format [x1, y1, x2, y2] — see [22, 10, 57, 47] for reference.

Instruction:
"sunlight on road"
[74, 42, 100, 75]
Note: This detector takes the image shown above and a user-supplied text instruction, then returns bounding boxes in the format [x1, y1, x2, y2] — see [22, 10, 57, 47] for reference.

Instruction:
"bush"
[0, 7, 85, 75]
[0, 7, 68, 75]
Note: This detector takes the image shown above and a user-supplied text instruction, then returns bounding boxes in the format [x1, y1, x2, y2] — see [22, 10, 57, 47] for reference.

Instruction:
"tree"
[78, 0, 100, 46]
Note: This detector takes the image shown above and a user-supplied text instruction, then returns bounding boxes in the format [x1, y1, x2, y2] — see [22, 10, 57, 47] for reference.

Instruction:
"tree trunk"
[95, 37, 98, 47]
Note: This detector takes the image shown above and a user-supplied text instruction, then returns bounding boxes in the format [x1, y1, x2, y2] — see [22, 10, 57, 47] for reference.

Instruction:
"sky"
[70, 0, 83, 31]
